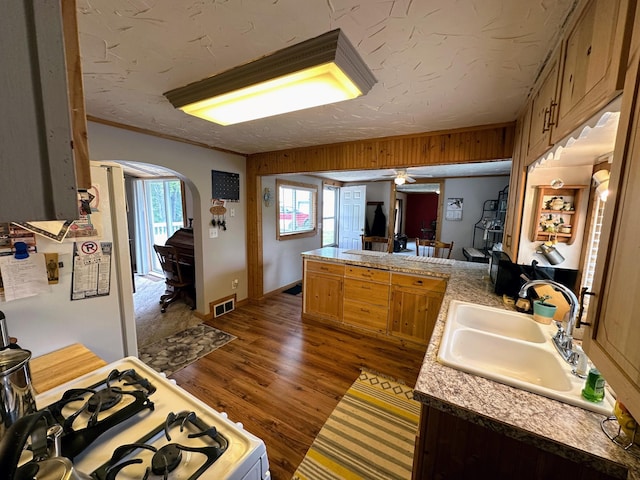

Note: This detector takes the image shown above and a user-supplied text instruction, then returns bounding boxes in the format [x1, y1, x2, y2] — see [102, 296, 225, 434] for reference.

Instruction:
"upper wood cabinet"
[524, 0, 635, 164]
[552, 0, 635, 144]
[525, 47, 562, 161]
[0, 0, 89, 223]
[582, 1, 640, 421]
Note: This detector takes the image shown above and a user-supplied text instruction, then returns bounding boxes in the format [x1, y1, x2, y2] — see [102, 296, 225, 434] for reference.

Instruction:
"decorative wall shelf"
[530, 185, 587, 244]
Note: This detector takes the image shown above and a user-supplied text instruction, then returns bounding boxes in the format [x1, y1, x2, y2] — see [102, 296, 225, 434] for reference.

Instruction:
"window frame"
[322, 184, 339, 247]
[276, 179, 317, 240]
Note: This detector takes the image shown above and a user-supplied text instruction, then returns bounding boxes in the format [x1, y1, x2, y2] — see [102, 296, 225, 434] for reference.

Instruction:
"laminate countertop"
[302, 248, 640, 480]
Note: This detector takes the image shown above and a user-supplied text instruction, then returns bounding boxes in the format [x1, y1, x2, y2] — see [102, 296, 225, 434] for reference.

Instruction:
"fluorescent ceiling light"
[164, 29, 376, 126]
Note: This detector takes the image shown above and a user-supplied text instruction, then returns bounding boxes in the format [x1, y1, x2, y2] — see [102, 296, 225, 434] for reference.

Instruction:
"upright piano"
[165, 227, 194, 267]
[164, 228, 195, 306]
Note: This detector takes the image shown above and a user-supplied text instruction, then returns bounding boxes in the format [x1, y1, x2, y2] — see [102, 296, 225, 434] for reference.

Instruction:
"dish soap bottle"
[582, 367, 606, 402]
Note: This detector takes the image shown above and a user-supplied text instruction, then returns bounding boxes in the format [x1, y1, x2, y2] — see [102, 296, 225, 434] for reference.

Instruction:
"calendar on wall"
[211, 170, 240, 201]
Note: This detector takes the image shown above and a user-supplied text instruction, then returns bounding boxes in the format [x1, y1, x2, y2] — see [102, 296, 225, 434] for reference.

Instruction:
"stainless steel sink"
[437, 300, 615, 415]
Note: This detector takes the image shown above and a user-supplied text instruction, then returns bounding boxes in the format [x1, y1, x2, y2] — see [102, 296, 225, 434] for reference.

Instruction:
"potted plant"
[532, 294, 557, 324]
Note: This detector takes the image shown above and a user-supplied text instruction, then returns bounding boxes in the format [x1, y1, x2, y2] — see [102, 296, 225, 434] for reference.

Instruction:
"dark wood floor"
[171, 292, 427, 480]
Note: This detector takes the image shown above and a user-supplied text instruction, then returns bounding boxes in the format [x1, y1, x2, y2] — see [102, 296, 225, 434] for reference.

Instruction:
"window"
[322, 185, 338, 246]
[134, 178, 185, 275]
[276, 179, 317, 240]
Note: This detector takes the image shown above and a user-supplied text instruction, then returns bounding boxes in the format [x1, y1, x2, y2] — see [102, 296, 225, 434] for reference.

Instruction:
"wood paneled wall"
[246, 123, 515, 301]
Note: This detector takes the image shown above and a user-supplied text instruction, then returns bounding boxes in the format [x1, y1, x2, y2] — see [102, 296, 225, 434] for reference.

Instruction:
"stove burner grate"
[88, 388, 124, 413]
[43, 368, 156, 460]
[91, 411, 229, 480]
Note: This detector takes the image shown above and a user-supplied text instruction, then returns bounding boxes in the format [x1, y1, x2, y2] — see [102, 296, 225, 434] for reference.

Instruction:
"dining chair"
[153, 244, 196, 312]
[361, 235, 392, 252]
[416, 239, 454, 259]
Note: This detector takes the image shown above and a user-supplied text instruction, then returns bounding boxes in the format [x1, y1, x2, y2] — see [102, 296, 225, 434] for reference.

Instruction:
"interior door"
[338, 185, 366, 249]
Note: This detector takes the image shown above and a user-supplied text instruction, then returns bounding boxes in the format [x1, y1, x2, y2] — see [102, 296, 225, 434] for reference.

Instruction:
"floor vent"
[213, 297, 235, 318]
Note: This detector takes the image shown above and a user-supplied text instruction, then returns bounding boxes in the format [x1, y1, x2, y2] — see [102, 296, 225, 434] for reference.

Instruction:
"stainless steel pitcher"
[0, 347, 37, 440]
[538, 243, 566, 265]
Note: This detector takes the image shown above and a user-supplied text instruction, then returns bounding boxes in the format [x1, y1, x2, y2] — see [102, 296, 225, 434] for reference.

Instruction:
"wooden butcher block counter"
[30, 343, 107, 394]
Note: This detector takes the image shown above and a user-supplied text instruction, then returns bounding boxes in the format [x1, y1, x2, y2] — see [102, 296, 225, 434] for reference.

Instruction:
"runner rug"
[138, 324, 236, 376]
[292, 369, 420, 480]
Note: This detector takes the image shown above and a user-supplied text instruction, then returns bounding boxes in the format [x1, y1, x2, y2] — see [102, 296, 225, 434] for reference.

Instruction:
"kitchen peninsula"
[301, 248, 640, 480]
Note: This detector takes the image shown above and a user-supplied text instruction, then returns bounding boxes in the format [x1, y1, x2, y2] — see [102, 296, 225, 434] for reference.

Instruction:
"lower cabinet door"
[303, 271, 343, 322]
[389, 286, 443, 343]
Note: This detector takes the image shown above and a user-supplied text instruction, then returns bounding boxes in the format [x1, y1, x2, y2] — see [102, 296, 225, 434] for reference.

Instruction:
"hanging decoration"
[210, 199, 227, 231]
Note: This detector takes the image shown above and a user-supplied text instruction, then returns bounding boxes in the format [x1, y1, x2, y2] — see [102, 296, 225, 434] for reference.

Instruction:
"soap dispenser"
[572, 346, 589, 378]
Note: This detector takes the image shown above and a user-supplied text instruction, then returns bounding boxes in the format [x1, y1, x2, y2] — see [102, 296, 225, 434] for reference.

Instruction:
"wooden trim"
[87, 116, 246, 157]
[247, 122, 515, 175]
[246, 123, 515, 300]
[247, 169, 263, 301]
[61, 0, 91, 189]
[275, 179, 318, 240]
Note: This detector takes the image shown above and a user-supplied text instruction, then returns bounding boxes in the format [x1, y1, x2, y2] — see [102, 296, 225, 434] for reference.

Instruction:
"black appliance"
[490, 251, 578, 297]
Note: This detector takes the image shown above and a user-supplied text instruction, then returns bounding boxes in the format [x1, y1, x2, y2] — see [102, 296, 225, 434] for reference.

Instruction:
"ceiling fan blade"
[406, 176, 416, 183]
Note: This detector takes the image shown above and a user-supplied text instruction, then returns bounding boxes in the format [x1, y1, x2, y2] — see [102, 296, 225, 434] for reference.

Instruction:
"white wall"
[440, 176, 510, 260]
[517, 164, 593, 268]
[261, 175, 323, 293]
[88, 122, 248, 311]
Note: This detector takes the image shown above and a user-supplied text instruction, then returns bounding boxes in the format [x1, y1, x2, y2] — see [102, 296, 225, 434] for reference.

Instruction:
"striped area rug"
[292, 370, 420, 480]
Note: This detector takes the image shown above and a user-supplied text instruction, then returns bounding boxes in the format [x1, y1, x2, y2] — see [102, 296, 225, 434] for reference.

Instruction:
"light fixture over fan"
[388, 169, 416, 185]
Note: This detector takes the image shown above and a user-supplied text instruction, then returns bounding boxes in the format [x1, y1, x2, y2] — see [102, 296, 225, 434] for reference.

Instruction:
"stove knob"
[236, 422, 244, 429]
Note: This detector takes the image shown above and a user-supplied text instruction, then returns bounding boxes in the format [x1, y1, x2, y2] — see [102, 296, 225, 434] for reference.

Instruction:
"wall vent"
[213, 297, 235, 318]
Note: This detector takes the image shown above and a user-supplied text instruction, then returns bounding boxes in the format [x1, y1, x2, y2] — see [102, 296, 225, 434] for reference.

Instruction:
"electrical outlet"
[230, 208, 235, 217]
[232, 279, 239, 289]
[209, 227, 218, 238]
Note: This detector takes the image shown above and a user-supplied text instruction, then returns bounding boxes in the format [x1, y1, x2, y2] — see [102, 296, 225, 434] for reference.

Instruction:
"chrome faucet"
[518, 279, 579, 365]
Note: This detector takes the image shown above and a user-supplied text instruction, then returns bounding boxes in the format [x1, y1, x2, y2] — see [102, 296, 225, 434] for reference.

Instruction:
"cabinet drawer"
[392, 273, 446, 292]
[343, 300, 388, 332]
[306, 260, 344, 275]
[344, 279, 390, 306]
[345, 265, 390, 283]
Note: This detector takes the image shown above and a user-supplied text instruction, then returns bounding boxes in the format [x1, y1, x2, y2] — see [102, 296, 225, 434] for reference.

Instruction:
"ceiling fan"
[383, 169, 417, 185]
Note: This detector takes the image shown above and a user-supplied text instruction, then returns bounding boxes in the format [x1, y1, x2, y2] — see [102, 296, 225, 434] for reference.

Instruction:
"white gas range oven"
[20, 356, 270, 479]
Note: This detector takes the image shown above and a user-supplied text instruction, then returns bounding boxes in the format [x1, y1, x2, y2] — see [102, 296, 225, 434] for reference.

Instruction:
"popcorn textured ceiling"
[77, 0, 576, 155]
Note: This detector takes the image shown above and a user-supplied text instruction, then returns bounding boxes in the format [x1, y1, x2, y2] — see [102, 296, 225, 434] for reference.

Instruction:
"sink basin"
[437, 300, 615, 415]
[451, 301, 547, 343]
[447, 329, 572, 391]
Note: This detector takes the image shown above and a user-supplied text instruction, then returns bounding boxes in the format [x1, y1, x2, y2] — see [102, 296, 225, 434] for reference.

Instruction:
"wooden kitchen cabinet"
[551, 0, 634, 144]
[525, 47, 561, 162]
[523, 0, 635, 165]
[0, 0, 89, 223]
[343, 266, 390, 333]
[302, 260, 344, 322]
[582, 1, 640, 421]
[389, 274, 446, 344]
[412, 404, 619, 480]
